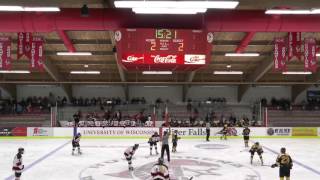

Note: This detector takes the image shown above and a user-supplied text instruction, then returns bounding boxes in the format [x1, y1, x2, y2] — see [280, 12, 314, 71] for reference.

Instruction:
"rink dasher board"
[0, 127, 319, 138]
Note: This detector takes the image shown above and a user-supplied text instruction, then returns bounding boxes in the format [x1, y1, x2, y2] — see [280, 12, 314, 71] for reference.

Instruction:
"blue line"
[5, 140, 71, 180]
[261, 143, 320, 176]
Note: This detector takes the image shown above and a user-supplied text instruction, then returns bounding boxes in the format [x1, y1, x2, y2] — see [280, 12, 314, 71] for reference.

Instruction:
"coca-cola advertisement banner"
[288, 32, 301, 61]
[121, 53, 205, 65]
[274, 37, 287, 71]
[0, 37, 11, 70]
[304, 37, 317, 72]
[17, 32, 32, 59]
[30, 36, 44, 70]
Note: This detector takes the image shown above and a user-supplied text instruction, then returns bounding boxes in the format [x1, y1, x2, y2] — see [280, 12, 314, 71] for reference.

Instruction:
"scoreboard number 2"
[178, 42, 184, 51]
[150, 41, 156, 51]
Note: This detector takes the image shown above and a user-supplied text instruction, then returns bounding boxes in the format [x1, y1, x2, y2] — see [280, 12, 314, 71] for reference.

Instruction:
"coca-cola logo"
[152, 55, 177, 63]
[122, 55, 144, 63]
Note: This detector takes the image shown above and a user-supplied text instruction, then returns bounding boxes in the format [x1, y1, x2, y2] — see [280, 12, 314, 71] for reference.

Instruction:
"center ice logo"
[79, 156, 261, 180]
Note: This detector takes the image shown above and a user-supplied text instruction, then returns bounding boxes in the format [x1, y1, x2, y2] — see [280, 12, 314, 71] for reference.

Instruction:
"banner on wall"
[27, 127, 53, 136]
[267, 127, 291, 136]
[304, 37, 317, 72]
[274, 37, 287, 71]
[30, 37, 44, 70]
[292, 127, 317, 136]
[0, 37, 11, 70]
[288, 32, 301, 61]
[17, 32, 32, 59]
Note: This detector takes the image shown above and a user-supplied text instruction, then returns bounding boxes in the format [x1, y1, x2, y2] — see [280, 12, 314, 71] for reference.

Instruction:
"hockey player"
[148, 132, 160, 155]
[242, 126, 251, 148]
[161, 128, 171, 162]
[172, 130, 181, 153]
[12, 147, 24, 180]
[220, 124, 228, 140]
[124, 144, 139, 171]
[271, 147, 293, 180]
[151, 158, 170, 180]
[72, 133, 82, 155]
[249, 142, 264, 165]
[205, 122, 210, 141]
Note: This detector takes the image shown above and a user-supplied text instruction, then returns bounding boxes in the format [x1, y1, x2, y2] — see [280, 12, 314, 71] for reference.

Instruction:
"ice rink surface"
[1, 137, 320, 180]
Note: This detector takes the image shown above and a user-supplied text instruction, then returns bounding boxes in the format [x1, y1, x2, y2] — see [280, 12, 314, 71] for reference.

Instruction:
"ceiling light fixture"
[225, 53, 260, 57]
[132, 8, 207, 14]
[0, 6, 24, 11]
[282, 71, 312, 75]
[142, 71, 172, 75]
[115, 1, 239, 14]
[115, 1, 239, 9]
[0, 70, 30, 74]
[265, 9, 320, 15]
[0, 6, 60, 12]
[57, 52, 92, 56]
[70, 71, 100, 74]
[23, 7, 60, 12]
[226, 64, 232, 68]
[213, 71, 243, 75]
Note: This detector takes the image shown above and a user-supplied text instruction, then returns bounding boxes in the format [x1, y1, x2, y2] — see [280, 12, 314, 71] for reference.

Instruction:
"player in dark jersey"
[124, 144, 139, 171]
[242, 126, 251, 147]
[271, 147, 293, 180]
[12, 147, 24, 180]
[249, 142, 264, 165]
[72, 133, 82, 155]
[148, 132, 160, 155]
[220, 124, 228, 140]
[172, 130, 181, 153]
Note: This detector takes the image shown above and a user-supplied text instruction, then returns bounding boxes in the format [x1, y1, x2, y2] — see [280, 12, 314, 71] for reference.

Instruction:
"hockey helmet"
[133, 144, 139, 150]
[77, 133, 81, 136]
[281, 147, 286, 154]
[18, 147, 24, 153]
[255, 142, 259, 145]
[154, 132, 158, 135]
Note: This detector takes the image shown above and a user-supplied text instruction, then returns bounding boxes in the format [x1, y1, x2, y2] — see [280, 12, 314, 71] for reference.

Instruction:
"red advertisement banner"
[288, 32, 301, 61]
[17, 32, 32, 59]
[304, 37, 317, 72]
[274, 37, 287, 71]
[121, 53, 205, 65]
[30, 37, 44, 70]
[0, 37, 11, 70]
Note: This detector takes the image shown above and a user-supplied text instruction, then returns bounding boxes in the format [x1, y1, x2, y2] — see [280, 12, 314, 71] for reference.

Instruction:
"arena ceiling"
[0, 0, 320, 101]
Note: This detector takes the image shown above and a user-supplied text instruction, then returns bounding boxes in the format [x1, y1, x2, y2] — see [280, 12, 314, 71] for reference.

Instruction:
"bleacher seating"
[0, 113, 51, 127]
[267, 110, 320, 127]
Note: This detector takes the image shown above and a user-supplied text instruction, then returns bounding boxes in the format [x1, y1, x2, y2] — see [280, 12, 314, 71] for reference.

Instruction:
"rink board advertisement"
[27, 127, 53, 136]
[161, 127, 266, 137]
[53, 127, 159, 137]
[266, 127, 292, 136]
[292, 127, 317, 136]
[0, 127, 26, 136]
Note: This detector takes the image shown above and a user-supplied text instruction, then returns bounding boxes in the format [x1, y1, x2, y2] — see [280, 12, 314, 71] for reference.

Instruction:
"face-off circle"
[195, 144, 230, 150]
[79, 156, 261, 180]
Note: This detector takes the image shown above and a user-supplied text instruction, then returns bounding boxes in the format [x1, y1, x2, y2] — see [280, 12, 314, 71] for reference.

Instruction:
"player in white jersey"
[12, 147, 24, 180]
[151, 158, 170, 180]
[124, 144, 139, 171]
[148, 132, 160, 155]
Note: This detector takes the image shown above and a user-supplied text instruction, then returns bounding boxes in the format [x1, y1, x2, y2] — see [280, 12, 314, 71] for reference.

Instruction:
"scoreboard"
[115, 28, 213, 71]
